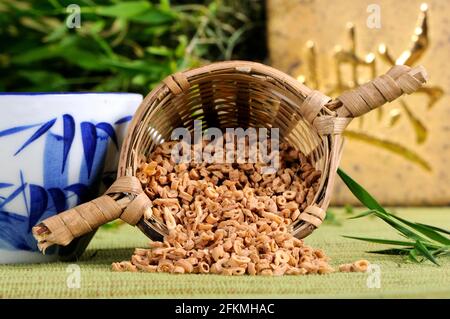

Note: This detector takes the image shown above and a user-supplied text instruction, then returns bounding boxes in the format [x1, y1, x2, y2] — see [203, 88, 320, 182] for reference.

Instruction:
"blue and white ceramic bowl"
[0, 93, 142, 263]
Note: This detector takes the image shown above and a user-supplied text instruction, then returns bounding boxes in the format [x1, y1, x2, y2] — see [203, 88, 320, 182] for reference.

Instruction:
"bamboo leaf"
[337, 168, 386, 213]
[347, 209, 377, 220]
[0, 183, 27, 210]
[1, 0, 259, 95]
[414, 240, 439, 266]
[146, 46, 172, 56]
[80, 122, 97, 179]
[96, 122, 118, 148]
[62, 114, 75, 173]
[371, 210, 430, 243]
[115, 116, 133, 125]
[387, 214, 450, 246]
[416, 223, 450, 235]
[0, 124, 41, 138]
[11, 45, 63, 64]
[130, 9, 175, 25]
[368, 248, 411, 255]
[408, 249, 420, 263]
[338, 172, 431, 243]
[432, 248, 450, 258]
[324, 210, 342, 226]
[28, 184, 48, 232]
[339, 168, 448, 265]
[343, 235, 415, 246]
[47, 188, 67, 213]
[95, 1, 151, 19]
[14, 118, 57, 156]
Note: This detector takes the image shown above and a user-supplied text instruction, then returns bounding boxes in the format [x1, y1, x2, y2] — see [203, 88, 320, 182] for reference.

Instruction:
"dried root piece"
[112, 140, 333, 275]
[339, 260, 370, 273]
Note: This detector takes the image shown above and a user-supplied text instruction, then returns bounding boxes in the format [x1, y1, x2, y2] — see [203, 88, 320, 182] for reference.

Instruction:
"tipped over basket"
[33, 61, 427, 252]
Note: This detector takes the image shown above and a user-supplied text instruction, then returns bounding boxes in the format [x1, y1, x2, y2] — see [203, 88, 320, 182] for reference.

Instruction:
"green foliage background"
[0, 0, 266, 94]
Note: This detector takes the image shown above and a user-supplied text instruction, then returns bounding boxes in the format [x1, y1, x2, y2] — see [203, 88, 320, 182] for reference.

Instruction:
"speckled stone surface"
[268, 0, 450, 205]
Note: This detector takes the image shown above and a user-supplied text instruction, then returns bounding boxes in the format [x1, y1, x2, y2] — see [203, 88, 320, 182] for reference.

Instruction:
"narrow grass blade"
[416, 223, 450, 235]
[414, 240, 439, 266]
[430, 247, 450, 258]
[387, 214, 450, 245]
[337, 168, 386, 213]
[347, 209, 377, 220]
[368, 248, 411, 255]
[342, 235, 415, 246]
[339, 167, 448, 265]
[371, 210, 429, 243]
[408, 249, 420, 263]
[432, 249, 450, 258]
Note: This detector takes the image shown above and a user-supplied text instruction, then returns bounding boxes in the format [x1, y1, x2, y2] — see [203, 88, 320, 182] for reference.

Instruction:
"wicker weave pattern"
[32, 61, 427, 251]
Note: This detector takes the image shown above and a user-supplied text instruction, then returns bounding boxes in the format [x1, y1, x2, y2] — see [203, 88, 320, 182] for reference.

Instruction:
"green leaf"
[96, 1, 151, 19]
[324, 210, 342, 226]
[90, 31, 116, 59]
[105, 59, 168, 74]
[19, 16, 49, 33]
[408, 249, 420, 263]
[101, 220, 124, 230]
[347, 209, 377, 220]
[343, 235, 415, 246]
[93, 75, 126, 92]
[11, 45, 62, 64]
[224, 25, 248, 60]
[416, 223, 450, 235]
[414, 240, 439, 266]
[371, 210, 430, 243]
[387, 214, 450, 246]
[146, 46, 172, 56]
[131, 74, 147, 86]
[338, 169, 432, 243]
[43, 24, 66, 42]
[129, 9, 175, 24]
[15, 73, 70, 91]
[62, 50, 110, 71]
[175, 35, 188, 57]
[432, 248, 450, 258]
[344, 204, 354, 214]
[159, 0, 171, 11]
[368, 248, 410, 255]
[337, 168, 386, 213]
[17, 70, 67, 88]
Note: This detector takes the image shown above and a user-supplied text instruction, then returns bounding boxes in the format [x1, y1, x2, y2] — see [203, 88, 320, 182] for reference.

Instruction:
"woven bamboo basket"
[33, 61, 427, 252]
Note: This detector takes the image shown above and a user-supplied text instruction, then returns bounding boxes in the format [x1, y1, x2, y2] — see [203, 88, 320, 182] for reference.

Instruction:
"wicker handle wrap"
[306, 65, 427, 135]
[32, 176, 151, 252]
[335, 64, 427, 118]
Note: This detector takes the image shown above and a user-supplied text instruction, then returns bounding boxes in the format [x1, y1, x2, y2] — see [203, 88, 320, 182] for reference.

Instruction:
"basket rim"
[118, 60, 328, 176]
[117, 60, 341, 239]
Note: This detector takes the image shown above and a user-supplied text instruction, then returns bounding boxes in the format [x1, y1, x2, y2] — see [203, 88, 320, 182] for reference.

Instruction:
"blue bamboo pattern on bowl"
[0, 114, 132, 251]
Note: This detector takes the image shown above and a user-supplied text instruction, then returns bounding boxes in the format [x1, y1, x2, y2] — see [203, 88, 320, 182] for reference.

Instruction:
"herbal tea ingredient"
[112, 139, 334, 275]
[338, 260, 370, 273]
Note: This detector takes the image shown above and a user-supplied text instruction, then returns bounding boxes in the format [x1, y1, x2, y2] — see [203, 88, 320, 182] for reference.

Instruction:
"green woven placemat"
[1, 207, 449, 298]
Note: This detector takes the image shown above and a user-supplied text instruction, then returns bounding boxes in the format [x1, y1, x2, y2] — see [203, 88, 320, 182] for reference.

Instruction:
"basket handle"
[305, 65, 427, 135]
[335, 65, 427, 117]
[32, 176, 151, 252]
[162, 72, 190, 95]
